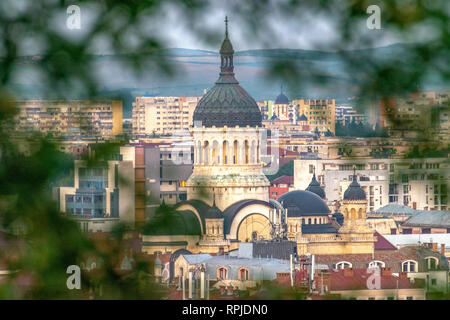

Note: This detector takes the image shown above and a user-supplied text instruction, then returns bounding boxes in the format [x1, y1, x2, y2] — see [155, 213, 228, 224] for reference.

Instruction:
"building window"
[368, 260, 385, 269]
[402, 228, 412, 234]
[401, 260, 418, 272]
[335, 261, 352, 269]
[425, 257, 439, 270]
[238, 267, 249, 281]
[217, 267, 228, 280]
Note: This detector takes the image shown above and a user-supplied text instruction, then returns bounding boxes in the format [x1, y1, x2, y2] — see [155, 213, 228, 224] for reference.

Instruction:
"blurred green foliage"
[0, 0, 449, 300]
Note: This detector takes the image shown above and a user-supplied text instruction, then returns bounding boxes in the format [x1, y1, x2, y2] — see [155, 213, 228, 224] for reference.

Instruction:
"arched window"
[302, 218, 305, 225]
[401, 260, 418, 272]
[308, 218, 311, 224]
[350, 208, 356, 220]
[244, 140, 249, 164]
[223, 140, 228, 164]
[314, 218, 317, 224]
[233, 140, 238, 164]
[335, 261, 352, 269]
[425, 257, 439, 270]
[238, 267, 249, 281]
[217, 266, 228, 280]
[368, 260, 385, 269]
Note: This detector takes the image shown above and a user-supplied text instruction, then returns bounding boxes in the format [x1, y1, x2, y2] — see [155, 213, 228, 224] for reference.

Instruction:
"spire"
[306, 166, 326, 199]
[219, 16, 235, 79]
[343, 166, 366, 201]
[225, 16, 229, 39]
[212, 193, 217, 208]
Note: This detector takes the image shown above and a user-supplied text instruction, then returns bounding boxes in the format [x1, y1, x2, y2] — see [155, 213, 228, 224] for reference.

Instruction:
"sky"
[156, 1, 400, 51]
[44, 0, 412, 55]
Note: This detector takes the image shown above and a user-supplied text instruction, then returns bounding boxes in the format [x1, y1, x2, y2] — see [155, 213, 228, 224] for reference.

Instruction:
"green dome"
[143, 209, 201, 236]
[193, 16, 262, 128]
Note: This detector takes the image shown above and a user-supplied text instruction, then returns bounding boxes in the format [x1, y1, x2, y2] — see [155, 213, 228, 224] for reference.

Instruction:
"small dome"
[205, 201, 222, 219]
[299, 114, 308, 121]
[275, 92, 289, 105]
[278, 190, 330, 217]
[220, 38, 234, 54]
[305, 172, 326, 199]
[343, 171, 366, 201]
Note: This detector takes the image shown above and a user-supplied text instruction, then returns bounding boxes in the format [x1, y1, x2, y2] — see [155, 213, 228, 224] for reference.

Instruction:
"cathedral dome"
[305, 172, 326, 199]
[299, 114, 308, 121]
[193, 17, 262, 128]
[274, 92, 289, 105]
[343, 170, 366, 201]
[204, 201, 222, 219]
[278, 190, 330, 217]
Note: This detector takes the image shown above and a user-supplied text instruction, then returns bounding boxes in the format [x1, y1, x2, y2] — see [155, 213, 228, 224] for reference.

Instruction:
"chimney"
[432, 242, 438, 252]
[441, 243, 445, 256]
[381, 268, 392, 277]
[343, 268, 354, 277]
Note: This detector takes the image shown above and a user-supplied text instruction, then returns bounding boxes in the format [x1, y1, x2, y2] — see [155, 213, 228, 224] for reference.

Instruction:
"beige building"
[132, 96, 201, 137]
[12, 100, 123, 138]
[293, 99, 336, 134]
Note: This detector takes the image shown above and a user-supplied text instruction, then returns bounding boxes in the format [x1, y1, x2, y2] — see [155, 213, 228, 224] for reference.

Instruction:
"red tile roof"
[374, 231, 397, 251]
[314, 246, 443, 273]
[327, 269, 418, 291]
[271, 175, 294, 186]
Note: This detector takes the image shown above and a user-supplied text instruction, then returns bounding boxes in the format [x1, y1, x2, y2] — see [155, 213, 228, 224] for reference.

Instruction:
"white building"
[132, 96, 201, 137]
[53, 146, 135, 232]
[294, 158, 450, 212]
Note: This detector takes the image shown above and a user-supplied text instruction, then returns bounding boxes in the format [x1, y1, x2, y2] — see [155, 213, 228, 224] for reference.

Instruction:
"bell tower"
[339, 168, 372, 234]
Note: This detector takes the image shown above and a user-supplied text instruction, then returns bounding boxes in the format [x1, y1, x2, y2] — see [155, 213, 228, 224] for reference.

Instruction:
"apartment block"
[12, 100, 123, 138]
[129, 141, 194, 225]
[53, 148, 135, 232]
[294, 158, 450, 212]
[335, 105, 368, 125]
[293, 99, 336, 134]
[132, 96, 200, 137]
[378, 91, 450, 143]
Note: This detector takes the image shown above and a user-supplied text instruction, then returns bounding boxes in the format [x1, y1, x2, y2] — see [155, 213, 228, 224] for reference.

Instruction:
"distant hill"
[9, 43, 448, 117]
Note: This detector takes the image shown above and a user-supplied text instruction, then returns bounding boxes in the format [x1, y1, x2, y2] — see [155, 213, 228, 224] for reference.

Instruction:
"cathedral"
[142, 18, 376, 256]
